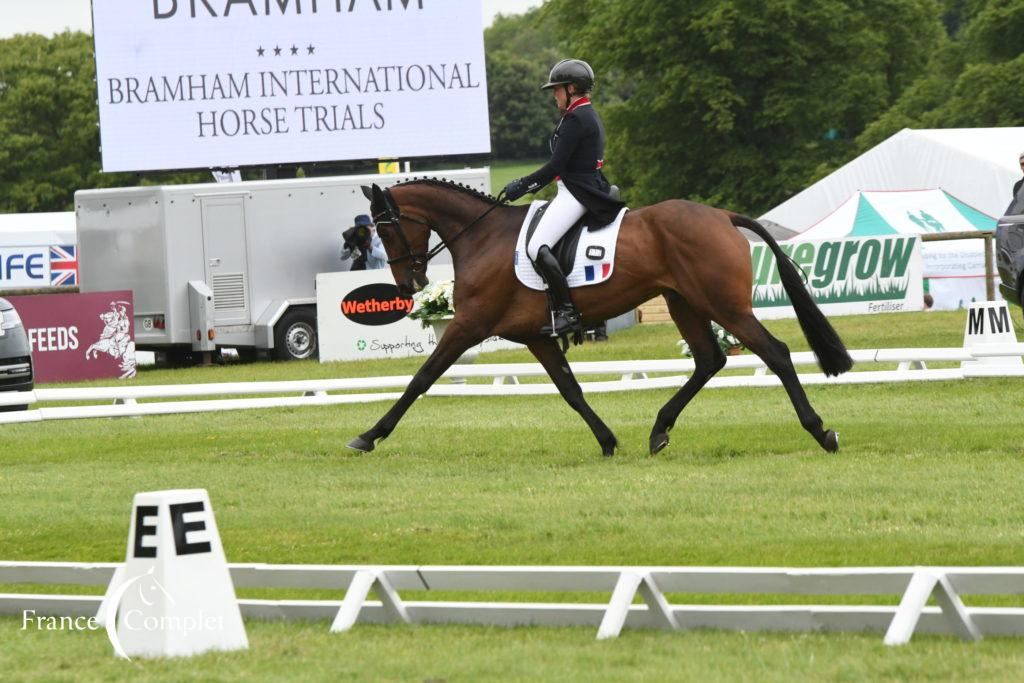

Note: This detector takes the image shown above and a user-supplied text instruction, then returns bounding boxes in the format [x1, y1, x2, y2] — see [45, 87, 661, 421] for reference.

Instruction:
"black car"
[996, 189, 1024, 310]
[0, 298, 33, 407]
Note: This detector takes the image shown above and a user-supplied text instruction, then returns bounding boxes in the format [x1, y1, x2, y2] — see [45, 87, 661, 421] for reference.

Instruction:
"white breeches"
[526, 181, 587, 261]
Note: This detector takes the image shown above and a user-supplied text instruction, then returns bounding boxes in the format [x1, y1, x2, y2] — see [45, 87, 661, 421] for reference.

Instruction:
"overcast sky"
[0, 0, 542, 38]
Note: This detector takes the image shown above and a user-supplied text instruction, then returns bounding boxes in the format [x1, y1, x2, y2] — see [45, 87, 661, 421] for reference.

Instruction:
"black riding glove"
[504, 178, 527, 202]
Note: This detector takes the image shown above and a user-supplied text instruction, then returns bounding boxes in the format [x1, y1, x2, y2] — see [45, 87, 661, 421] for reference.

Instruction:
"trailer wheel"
[274, 309, 318, 361]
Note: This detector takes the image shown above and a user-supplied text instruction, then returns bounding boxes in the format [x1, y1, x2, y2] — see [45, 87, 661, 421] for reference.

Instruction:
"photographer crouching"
[340, 214, 387, 271]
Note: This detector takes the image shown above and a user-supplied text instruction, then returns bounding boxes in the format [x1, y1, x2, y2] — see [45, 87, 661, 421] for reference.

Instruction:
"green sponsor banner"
[750, 235, 923, 319]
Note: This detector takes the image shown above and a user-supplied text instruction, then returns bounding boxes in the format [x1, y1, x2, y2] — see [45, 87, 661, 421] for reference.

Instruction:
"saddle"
[525, 186, 621, 274]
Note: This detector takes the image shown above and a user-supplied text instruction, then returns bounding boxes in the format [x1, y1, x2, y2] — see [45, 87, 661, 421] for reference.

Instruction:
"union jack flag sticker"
[50, 245, 78, 286]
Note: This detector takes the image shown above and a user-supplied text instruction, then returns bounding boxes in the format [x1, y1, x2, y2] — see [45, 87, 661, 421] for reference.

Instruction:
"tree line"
[1, 0, 1021, 215]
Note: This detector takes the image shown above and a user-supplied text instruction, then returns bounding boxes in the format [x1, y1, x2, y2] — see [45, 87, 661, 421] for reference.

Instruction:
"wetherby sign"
[340, 283, 413, 325]
[92, 1, 489, 171]
[317, 267, 520, 361]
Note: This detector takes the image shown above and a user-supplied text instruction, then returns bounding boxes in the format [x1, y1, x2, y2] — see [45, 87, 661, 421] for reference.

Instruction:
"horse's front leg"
[347, 319, 484, 452]
[527, 338, 618, 456]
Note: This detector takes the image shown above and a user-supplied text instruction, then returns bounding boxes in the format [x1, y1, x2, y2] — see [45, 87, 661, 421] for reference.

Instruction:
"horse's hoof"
[649, 432, 669, 455]
[601, 438, 618, 457]
[822, 430, 839, 453]
[347, 435, 375, 453]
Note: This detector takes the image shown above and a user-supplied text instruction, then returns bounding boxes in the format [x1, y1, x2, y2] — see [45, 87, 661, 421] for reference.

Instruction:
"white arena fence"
[0, 344, 1021, 424]
[1, 561, 1022, 644]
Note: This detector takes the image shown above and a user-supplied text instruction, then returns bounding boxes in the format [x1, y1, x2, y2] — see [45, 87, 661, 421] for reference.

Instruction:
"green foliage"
[485, 10, 562, 159]
[858, 0, 1024, 150]
[547, 0, 944, 213]
[0, 32, 209, 213]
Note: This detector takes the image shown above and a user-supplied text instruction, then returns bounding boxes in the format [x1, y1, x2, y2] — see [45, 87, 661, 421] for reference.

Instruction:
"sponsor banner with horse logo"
[7, 290, 137, 382]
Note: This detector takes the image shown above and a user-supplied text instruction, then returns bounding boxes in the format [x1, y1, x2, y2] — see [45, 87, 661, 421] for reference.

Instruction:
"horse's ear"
[370, 183, 385, 206]
[361, 185, 373, 201]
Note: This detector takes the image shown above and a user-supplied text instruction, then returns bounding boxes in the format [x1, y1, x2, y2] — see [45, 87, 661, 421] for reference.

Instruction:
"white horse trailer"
[75, 169, 490, 361]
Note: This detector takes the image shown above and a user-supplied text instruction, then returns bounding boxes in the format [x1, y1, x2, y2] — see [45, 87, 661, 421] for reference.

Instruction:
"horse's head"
[362, 183, 431, 297]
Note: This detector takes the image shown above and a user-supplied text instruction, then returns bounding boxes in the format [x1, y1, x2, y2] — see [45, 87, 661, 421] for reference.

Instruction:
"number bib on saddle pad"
[513, 200, 629, 291]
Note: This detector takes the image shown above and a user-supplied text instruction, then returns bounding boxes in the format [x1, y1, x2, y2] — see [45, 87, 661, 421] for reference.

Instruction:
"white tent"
[0, 211, 76, 247]
[760, 127, 1023, 310]
[761, 127, 1023, 231]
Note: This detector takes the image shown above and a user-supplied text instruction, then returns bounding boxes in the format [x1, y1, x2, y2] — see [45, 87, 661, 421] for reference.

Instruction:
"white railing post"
[932, 573, 982, 642]
[884, 569, 980, 645]
[597, 571, 678, 640]
[330, 569, 410, 633]
[637, 573, 680, 632]
[597, 571, 643, 640]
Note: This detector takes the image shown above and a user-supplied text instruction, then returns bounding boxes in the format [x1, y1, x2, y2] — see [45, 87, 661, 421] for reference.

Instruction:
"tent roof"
[0, 212, 76, 232]
[761, 127, 1023, 233]
[797, 189, 996, 241]
[0, 212, 76, 247]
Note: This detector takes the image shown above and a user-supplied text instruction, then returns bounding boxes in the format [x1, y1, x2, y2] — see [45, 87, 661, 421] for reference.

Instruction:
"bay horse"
[348, 178, 853, 457]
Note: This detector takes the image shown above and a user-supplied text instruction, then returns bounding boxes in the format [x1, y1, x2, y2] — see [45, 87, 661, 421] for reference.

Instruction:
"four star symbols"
[258, 44, 317, 57]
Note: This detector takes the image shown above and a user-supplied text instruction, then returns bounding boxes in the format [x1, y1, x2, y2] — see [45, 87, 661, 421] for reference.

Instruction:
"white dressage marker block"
[962, 301, 1022, 370]
[100, 489, 248, 659]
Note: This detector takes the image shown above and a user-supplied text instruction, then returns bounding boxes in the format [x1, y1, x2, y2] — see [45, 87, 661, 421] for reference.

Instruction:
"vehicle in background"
[996, 198, 1024, 311]
[0, 298, 33, 409]
[76, 169, 490, 363]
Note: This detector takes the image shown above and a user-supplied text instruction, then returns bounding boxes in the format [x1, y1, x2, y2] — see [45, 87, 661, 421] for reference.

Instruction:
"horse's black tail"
[729, 213, 854, 377]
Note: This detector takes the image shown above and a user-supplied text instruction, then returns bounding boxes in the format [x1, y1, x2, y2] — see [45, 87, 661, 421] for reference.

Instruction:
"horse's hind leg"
[527, 338, 618, 456]
[720, 313, 839, 453]
[649, 291, 727, 455]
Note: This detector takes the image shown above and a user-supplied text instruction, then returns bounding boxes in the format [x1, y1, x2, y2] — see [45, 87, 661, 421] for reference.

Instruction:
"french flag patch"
[584, 264, 611, 282]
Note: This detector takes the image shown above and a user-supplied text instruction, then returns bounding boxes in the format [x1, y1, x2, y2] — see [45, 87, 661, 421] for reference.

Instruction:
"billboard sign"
[91, 0, 490, 172]
[0, 245, 78, 289]
[317, 267, 519, 362]
[7, 291, 136, 382]
[751, 235, 924, 320]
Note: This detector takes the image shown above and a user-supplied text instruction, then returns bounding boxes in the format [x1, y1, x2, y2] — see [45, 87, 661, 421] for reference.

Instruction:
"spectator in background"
[340, 215, 387, 270]
[1009, 151, 1024, 214]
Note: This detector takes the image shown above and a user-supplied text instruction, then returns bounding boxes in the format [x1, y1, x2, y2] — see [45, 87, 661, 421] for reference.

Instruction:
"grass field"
[2, 310, 1024, 681]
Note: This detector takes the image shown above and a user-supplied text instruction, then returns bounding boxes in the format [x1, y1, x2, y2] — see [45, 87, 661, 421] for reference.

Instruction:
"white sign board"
[317, 266, 520, 362]
[92, 1, 490, 172]
[961, 300, 1022, 370]
[101, 489, 248, 659]
[751, 235, 924, 320]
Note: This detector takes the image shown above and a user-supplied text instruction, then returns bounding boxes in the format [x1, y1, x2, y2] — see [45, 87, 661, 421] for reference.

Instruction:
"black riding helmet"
[541, 59, 594, 93]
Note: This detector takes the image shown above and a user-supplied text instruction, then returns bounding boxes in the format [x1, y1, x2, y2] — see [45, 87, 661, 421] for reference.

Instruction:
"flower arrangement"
[408, 279, 455, 327]
[677, 323, 744, 357]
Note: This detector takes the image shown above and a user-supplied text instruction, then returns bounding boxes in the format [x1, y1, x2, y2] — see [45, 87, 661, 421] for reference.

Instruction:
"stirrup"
[540, 308, 584, 349]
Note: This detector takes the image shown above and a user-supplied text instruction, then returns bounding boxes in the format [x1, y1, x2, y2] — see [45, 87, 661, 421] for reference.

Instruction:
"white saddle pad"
[514, 201, 628, 291]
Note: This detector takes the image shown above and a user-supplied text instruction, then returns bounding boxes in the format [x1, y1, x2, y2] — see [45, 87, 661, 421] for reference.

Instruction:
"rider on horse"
[503, 59, 625, 340]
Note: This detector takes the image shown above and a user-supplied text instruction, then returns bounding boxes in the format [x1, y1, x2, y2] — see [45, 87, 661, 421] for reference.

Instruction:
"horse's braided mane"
[393, 176, 500, 204]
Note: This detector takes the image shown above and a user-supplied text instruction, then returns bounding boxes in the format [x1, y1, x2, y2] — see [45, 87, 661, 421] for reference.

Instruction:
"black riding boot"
[534, 245, 583, 343]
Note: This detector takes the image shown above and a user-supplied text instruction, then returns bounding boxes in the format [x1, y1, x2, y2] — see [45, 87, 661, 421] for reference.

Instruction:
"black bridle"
[372, 189, 507, 273]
